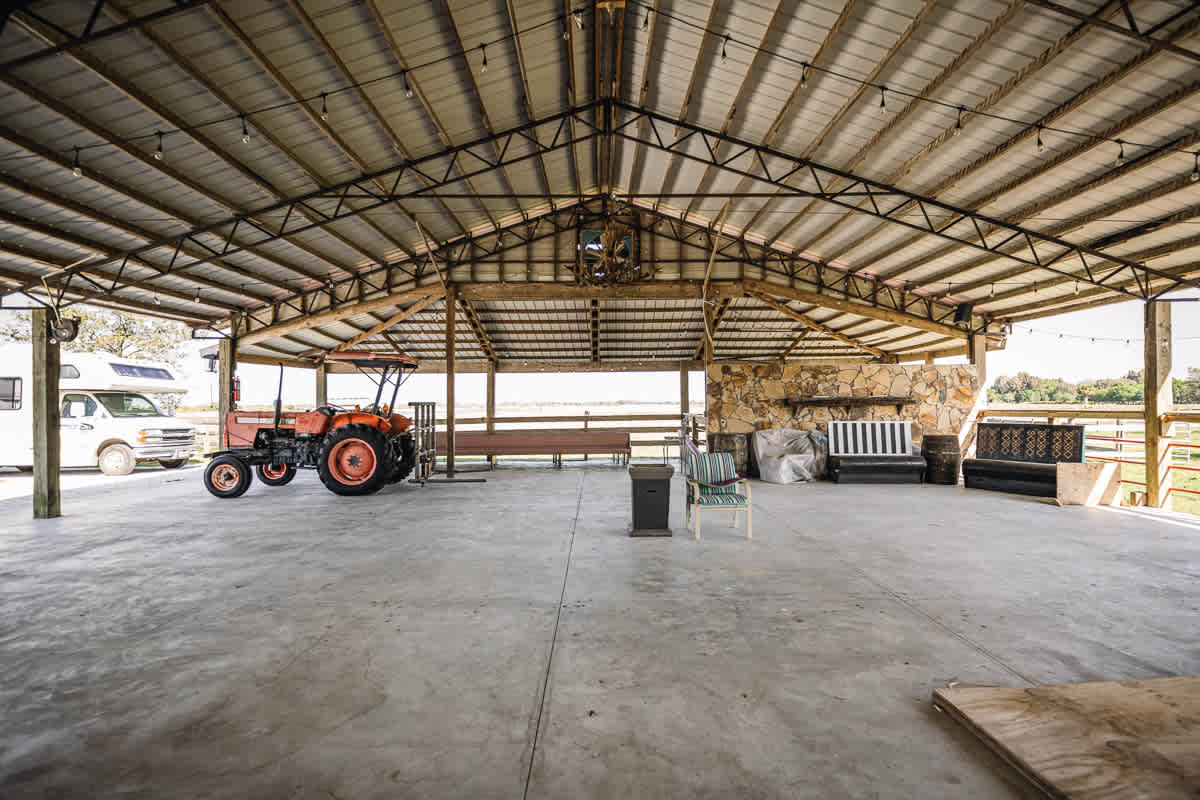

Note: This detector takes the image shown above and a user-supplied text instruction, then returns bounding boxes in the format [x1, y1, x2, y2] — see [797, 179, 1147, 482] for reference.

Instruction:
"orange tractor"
[203, 351, 420, 498]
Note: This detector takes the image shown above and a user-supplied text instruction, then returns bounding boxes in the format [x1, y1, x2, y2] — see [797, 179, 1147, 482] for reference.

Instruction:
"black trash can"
[629, 463, 674, 536]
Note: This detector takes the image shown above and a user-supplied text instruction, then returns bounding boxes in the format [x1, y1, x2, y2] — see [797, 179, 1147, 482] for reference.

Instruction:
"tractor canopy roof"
[323, 350, 420, 370]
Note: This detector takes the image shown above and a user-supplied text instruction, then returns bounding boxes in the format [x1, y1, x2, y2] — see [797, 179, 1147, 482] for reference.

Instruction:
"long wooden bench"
[434, 429, 631, 467]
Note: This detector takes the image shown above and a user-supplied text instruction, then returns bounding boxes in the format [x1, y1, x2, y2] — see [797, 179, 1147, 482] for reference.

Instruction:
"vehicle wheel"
[158, 458, 188, 469]
[389, 435, 416, 483]
[318, 423, 393, 496]
[204, 455, 252, 498]
[255, 462, 297, 486]
[98, 443, 136, 476]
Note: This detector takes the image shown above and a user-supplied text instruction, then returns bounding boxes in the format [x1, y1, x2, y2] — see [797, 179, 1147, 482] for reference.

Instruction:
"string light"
[480, 43, 487, 73]
[194, 289, 201, 303]
[1115, 139, 1125, 167]
[878, 86, 887, 115]
[403, 71, 413, 99]
[319, 92, 328, 122]
[71, 146, 82, 178]
[642, 8, 649, 30]
[153, 293, 161, 305]
[953, 106, 963, 137]
[1192, 152, 1199, 183]
[989, 283, 995, 298]
[1036, 125, 1045, 153]
[563, 15, 569, 40]
[722, 35, 729, 63]
[1074, 280, 1080, 294]
[800, 62, 808, 89]
[573, 10, 584, 29]
[240, 115, 250, 144]
[153, 130, 164, 160]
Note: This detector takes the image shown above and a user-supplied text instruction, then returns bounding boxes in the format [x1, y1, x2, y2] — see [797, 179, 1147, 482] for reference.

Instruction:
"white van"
[0, 344, 197, 475]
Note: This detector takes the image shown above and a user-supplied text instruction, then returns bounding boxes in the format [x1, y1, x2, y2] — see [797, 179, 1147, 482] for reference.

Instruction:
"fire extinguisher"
[231, 376, 241, 403]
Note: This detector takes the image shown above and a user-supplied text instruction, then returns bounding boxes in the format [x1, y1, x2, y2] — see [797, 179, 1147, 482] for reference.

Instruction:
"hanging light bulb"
[878, 86, 887, 115]
[642, 9, 649, 30]
[1192, 152, 1199, 182]
[989, 283, 995, 298]
[800, 62, 809, 89]
[194, 289, 201, 304]
[953, 106, 963, 137]
[153, 130, 164, 161]
[1036, 125, 1045, 153]
[403, 71, 414, 99]
[1074, 280, 1080, 295]
[241, 115, 251, 144]
[562, 15, 570, 40]
[320, 92, 328, 122]
[1033, 282, 1039, 294]
[722, 35, 729, 63]
[153, 293, 161, 305]
[480, 43, 487, 73]
[1115, 139, 1125, 167]
[71, 146, 82, 178]
[573, 10, 584, 29]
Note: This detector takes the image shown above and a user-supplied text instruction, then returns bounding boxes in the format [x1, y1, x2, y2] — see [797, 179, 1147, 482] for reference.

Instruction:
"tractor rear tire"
[204, 455, 252, 498]
[318, 423, 393, 496]
[255, 462, 297, 486]
[389, 435, 416, 483]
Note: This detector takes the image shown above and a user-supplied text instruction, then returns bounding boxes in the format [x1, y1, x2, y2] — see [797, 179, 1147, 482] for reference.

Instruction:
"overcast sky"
[179, 292, 1200, 408]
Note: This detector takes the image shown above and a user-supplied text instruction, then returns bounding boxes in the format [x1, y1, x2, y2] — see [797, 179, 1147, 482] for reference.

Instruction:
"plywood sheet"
[933, 676, 1200, 799]
[1056, 462, 1121, 507]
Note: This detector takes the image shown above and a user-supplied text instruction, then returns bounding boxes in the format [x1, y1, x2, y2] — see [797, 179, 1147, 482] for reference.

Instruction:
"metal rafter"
[562, 0, 586, 196]
[1026, 0, 1200, 64]
[623, 0, 659, 199]
[829, 13, 1200, 279]
[607, 102, 1198, 299]
[0, 0, 216, 73]
[501, 0, 557, 208]
[738, 0, 937, 235]
[14, 106, 600, 303]
[457, 297, 498, 363]
[651, 0, 723, 214]
[10, 10, 370, 279]
[775, 0, 1123, 254]
[281, 0, 476, 239]
[104, 0, 412, 268]
[751, 293, 886, 357]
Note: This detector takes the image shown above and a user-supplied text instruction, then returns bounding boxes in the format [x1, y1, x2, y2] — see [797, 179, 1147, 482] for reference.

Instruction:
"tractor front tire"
[255, 462, 297, 486]
[318, 423, 393, 496]
[204, 455, 252, 498]
[389, 435, 416, 483]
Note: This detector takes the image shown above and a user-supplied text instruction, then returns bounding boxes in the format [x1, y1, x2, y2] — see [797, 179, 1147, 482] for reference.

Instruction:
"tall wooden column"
[969, 332, 987, 385]
[445, 285, 456, 477]
[31, 309, 60, 519]
[315, 362, 328, 408]
[680, 362, 690, 419]
[1145, 302, 1173, 508]
[486, 360, 496, 469]
[217, 337, 235, 448]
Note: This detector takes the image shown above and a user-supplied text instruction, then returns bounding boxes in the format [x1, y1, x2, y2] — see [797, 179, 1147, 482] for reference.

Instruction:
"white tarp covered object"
[753, 429, 828, 484]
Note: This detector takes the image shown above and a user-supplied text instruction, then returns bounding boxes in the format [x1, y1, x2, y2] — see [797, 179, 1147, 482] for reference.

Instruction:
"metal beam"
[1026, 0, 1200, 64]
[330, 292, 446, 354]
[751, 293, 887, 357]
[457, 297, 498, 364]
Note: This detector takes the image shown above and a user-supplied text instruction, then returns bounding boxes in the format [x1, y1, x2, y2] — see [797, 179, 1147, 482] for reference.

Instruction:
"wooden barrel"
[922, 434, 961, 485]
[707, 432, 750, 477]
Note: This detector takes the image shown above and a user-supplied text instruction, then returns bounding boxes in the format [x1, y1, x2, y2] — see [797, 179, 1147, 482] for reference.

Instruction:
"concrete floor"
[1, 463, 1197, 799]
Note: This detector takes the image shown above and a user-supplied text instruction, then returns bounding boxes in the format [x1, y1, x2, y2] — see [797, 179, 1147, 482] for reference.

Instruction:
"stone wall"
[706, 361, 982, 439]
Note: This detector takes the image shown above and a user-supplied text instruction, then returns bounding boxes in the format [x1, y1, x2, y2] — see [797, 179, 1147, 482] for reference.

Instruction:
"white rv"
[0, 344, 197, 475]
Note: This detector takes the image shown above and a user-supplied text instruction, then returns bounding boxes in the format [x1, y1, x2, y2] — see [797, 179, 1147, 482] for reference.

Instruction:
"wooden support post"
[969, 332, 987, 385]
[1145, 302, 1173, 508]
[486, 360, 496, 469]
[31, 309, 60, 519]
[680, 361, 690, 418]
[445, 284, 456, 478]
[315, 362, 328, 408]
[217, 337, 235, 448]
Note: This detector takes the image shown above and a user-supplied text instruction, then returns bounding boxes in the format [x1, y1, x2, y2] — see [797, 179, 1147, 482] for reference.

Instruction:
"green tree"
[0, 307, 189, 363]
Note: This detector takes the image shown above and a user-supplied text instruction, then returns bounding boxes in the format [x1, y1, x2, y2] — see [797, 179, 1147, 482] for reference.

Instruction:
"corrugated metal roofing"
[2, 0, 1199, 369]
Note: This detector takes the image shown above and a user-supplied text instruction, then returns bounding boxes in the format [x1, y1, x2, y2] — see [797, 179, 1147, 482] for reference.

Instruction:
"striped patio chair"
[683, 450, 751, 540]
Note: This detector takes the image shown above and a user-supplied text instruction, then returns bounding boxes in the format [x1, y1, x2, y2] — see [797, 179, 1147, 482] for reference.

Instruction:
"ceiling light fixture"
[241, 115, 250, 144]
[480, 43, 487, 73]
[953, 106, 963, 137]
[320, 92, 328, 122]
[573, 10, 584, 29]
[404, 71, 414, 98]
[72, 146, 82, 177]
[1192, 152, 1199, 182]
[878, 86, 887, 115]
[1036, 125, 1045, 153]
[153, 130, 164, 160]
[1115, 139, 1125, 166]
[800, 62, 809, 89]
[722, 35, 729, 63]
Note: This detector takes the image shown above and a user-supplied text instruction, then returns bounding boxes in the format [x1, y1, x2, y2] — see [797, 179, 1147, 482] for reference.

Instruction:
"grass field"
[1083, 421, 1200, 515]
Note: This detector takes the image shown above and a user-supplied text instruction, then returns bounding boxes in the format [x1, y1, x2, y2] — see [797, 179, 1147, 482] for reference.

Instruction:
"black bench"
[827, 421, 926, 483]
[962, 422, 1085, 497]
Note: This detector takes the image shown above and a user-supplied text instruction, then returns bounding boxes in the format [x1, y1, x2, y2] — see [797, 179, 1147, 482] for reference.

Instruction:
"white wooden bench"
[827, 420, 926, 483]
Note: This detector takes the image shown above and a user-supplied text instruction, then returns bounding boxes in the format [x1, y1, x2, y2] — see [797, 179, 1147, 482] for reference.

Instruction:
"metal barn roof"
[1, 0, 1199, 371]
